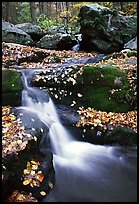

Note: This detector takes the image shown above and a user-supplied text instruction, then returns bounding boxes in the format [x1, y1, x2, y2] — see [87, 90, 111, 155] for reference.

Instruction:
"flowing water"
[18, 69, 137, 202]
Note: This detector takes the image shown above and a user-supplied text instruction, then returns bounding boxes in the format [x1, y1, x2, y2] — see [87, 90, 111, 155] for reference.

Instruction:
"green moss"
[2, 69, 23, 106]
[78, 65, 128, 88]
[45, 65, 133, 113]
[61, 65, 132, 112]
[81, 86, 130, 112]
[127, 51, 137, 58]
[2, 69, 23, 93]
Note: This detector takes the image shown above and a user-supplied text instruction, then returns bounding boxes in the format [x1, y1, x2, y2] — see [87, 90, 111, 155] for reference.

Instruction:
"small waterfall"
[20, 70, 73, 156]
[18, 69, 137, 202]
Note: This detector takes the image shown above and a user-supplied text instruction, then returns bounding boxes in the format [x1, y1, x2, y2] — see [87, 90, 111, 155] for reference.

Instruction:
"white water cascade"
[18, 70, 137, 202]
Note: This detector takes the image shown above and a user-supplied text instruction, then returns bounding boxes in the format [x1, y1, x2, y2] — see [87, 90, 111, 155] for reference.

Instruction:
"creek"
[15, 68, 137, 202]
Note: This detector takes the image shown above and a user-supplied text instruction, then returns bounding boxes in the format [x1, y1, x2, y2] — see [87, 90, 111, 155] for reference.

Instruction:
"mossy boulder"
[78, 4, 137, 53]
[2, 69, 23, 106]
[35, 65, 132, 113]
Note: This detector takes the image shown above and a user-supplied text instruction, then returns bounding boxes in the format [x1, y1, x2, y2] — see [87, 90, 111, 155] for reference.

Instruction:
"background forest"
[2, 2, 137, 32]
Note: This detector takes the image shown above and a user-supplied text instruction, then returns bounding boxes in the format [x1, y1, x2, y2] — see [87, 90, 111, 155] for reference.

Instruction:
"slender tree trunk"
[30, 2, 36, 25]
[49, 2, 52, 19]
[71, 2, 74, 17]
[2, 2, 10, 22]
[120, 2, 123, 11]
[46, 2, 52, 19]
[60, 2, 65, 24]
[39, 2, 44, 15]
[55, 2, 58, 24]
[65, 2, 70, 31]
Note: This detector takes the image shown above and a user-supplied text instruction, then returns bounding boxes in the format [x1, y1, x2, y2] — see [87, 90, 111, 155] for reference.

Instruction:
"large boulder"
[78, 4, 137, 53]
[36, 32, 77, 50]
[15, 23, 45, 42]
[2, 20, 33, 45]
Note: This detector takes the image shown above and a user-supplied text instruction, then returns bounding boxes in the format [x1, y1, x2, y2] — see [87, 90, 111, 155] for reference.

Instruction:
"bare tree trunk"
[30, 2, 36, 25]
[55, 2, 58, 24]
[43, 2, 47, 15]
[65, 2, 70, 31]
[46, 2, 52, 19]
[66, 2, 70, 22]
[2, 2, 10, 22]
[71, 2, 74, 17]
[2, 2, 18, 23]
[120, 2, 123, 11]
[49, 2, 52, 19]
[39, 2, 44, 15]
[59, 2, 65, 24]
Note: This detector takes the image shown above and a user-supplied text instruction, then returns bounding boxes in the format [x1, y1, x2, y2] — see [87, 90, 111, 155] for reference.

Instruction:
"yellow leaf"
[32, 165, 38, 170]
[27, 161, 31, 169]
[31, 160, 40, 165]
[40, 191, 46, 196]
[23, 178, 32, 185]
[23, 169, 29, 175]
[7, 122, 12, 127]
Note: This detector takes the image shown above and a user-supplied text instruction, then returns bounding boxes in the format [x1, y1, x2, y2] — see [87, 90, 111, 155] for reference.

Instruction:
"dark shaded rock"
[2, 20, 33, 45]
[18, 50, 50, 64]
[78, 4, 137, 53]
[106, 126, 137, 147]
[2, 140, 55, 202]
[2, 108, 55, 202]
